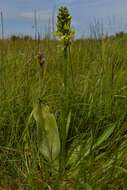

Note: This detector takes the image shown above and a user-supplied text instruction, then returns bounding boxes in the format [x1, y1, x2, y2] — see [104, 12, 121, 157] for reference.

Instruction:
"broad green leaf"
[93, 123, 116, 149]
[32, 101, 60, 161]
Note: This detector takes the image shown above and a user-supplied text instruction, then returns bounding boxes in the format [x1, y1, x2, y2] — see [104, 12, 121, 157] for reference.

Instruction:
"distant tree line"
[10, 35, 33, 41]
[7, 31, 127, 42]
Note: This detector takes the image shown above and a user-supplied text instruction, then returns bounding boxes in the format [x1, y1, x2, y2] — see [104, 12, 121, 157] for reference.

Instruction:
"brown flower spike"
[37, 49, 45, 67]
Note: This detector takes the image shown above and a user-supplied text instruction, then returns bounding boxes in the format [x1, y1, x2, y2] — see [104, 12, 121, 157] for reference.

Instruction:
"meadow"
[1, 31, 127, 189]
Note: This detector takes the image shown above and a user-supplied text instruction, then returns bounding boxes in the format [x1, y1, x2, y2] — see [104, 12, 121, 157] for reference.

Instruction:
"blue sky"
[1, 0, 127, 38]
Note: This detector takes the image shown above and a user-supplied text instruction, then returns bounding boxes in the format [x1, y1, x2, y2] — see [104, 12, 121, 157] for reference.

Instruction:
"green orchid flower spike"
[56, 6, 75, 47]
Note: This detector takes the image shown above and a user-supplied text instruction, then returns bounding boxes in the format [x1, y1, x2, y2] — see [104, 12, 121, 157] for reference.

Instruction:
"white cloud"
[20, 10, 52, 22]
[66, 0, 77, 2]
[57, 0, 79, 5]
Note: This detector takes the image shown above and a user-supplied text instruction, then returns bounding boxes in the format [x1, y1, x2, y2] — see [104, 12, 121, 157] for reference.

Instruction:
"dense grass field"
[1, 35, 127, 189]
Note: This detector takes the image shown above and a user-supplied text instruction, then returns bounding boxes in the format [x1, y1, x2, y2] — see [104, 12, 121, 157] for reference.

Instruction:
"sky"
[1, 0, 127, 38]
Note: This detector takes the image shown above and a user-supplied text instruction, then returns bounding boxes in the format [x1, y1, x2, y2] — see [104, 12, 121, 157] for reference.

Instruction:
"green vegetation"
[1, 6, 127, 190]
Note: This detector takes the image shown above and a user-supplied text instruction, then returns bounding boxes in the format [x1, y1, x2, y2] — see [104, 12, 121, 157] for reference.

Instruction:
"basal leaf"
[32, 101, 60, 161]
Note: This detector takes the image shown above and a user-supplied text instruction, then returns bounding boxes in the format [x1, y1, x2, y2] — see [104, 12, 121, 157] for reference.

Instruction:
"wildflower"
[56, 6, 75, 47]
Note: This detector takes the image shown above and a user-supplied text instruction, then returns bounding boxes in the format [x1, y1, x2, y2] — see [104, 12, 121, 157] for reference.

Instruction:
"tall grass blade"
[66, 110, 71, 138]
[93, 123, 116, 149]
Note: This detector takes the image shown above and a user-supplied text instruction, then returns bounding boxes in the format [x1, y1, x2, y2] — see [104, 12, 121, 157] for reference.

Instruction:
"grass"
[1, 35, 127, 189]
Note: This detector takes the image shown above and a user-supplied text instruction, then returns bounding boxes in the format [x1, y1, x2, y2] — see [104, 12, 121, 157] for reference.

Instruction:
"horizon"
[1, 0, 127, 38]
